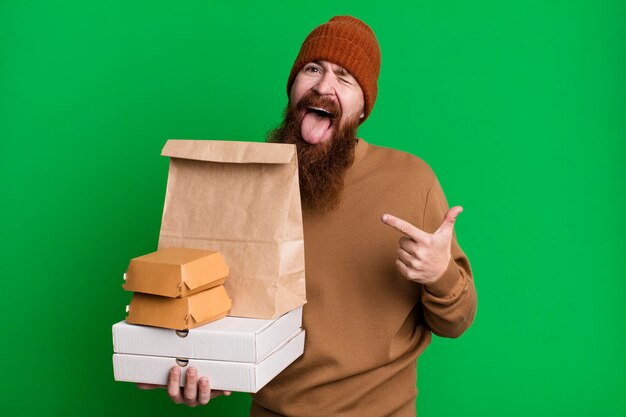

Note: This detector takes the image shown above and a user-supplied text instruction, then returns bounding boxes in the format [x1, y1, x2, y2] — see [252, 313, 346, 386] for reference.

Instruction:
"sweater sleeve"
[420, 178, 477, 338]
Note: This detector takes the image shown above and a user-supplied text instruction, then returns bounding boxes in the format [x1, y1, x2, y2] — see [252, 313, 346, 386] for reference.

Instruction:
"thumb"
[435, 206, 463, 235]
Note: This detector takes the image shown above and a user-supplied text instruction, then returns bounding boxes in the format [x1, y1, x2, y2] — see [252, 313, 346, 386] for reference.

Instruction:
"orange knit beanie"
[287, 16, 381, 123]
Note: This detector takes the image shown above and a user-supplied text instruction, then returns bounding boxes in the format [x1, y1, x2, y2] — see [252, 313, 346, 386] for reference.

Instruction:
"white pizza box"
[113, 329, 305, 393]
[113, 306, 302, 363]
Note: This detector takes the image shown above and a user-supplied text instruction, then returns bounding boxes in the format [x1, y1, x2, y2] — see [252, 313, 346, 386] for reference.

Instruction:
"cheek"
[289, 76, 310, 103]
[288, 85, 300, 104]
[289, 83, 299, 103]
[340, 93, 365, 120]
[354, 91, 365, 115]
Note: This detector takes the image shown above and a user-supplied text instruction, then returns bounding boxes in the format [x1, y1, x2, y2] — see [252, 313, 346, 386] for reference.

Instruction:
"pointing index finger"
[381, 213, 428, 241]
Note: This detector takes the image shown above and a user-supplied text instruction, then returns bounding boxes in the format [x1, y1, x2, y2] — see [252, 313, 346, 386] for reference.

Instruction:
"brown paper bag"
[158, 139, 306, 319]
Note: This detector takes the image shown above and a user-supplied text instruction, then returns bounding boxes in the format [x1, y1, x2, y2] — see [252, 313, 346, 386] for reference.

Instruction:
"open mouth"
[307, 106, 335, 121]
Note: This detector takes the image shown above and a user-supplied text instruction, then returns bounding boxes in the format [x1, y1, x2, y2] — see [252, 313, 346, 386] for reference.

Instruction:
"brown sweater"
[251, 139, 477, 417]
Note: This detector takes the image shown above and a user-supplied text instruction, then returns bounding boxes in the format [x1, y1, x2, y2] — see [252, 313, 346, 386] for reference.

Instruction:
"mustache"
[294, 92, 342, 122]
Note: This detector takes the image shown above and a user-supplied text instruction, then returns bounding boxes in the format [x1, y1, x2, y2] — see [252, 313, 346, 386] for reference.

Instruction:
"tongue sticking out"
[301, 112, 332, 144]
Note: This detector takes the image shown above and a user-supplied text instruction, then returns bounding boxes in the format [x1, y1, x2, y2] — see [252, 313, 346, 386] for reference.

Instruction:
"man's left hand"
[381, 206, 463, 285]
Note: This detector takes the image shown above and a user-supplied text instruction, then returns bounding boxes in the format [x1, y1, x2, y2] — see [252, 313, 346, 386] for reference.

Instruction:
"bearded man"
[140, 15, 477, 416]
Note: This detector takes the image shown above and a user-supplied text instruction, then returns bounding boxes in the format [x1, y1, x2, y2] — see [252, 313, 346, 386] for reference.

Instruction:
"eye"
[304, 64, 321, 74]
[339, 77, 352, 85]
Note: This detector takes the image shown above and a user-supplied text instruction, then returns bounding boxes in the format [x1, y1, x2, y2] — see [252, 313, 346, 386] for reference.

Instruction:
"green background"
[1, 0, 624, 416]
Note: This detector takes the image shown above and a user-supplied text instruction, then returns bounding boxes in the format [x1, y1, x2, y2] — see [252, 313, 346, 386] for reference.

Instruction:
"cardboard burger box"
[122, 247, 232, 330]
[126, 286, 232, 330]
[123, 247, 229, 298]
[113, 307, 305, 393]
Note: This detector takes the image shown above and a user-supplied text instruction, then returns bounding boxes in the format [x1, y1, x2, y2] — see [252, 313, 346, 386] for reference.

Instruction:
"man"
[139, 15, 477, 416]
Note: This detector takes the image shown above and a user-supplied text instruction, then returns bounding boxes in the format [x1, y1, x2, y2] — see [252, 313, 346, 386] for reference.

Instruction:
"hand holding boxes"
[113, 246, 305, 393]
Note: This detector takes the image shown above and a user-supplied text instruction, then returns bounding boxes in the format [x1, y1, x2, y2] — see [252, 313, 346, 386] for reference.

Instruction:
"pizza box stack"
[112, 247, 305, 393]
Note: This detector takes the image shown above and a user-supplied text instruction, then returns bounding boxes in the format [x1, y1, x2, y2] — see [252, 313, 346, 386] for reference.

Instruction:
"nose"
[313, 72, 336, 96]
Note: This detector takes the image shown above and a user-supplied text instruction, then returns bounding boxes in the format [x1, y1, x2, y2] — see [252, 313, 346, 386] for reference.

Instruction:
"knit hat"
[287, 16, 381, 123]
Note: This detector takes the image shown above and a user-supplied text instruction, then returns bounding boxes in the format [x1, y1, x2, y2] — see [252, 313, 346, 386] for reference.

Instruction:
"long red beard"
[267, 94, 360, 212]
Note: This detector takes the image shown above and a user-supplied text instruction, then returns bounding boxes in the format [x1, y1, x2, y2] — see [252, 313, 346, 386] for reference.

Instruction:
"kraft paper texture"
[158, 140, 306, 319]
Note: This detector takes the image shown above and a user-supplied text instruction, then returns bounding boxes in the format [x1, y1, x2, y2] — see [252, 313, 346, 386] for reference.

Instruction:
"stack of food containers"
[112, 246, 305, 393]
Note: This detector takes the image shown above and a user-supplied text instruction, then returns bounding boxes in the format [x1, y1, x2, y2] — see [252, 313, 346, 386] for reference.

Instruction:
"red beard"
[267, 92, 360, 212]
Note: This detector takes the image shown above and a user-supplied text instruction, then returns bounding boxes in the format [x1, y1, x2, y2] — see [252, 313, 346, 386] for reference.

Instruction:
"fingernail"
[382, 214, 388, 222]
[188, 368, 196, 376]
[200, 377, 208, 386]
[172, 367, 179, 375]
